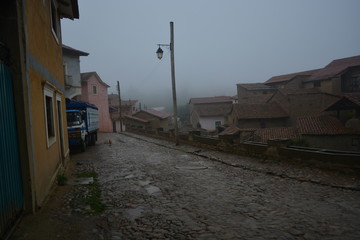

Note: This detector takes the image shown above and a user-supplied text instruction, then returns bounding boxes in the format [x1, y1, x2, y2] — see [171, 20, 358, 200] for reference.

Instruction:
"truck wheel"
[90, 134, 96, 146]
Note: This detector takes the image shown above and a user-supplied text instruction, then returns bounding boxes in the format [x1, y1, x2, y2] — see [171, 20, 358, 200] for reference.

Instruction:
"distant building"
[189, 96, 235, 131]
[126, 109, 171, 131]
[77, 72, 112, 132]
[108, 93, 138, 132]
[236, 83, 276, 104]
[303, 55, 360, 95]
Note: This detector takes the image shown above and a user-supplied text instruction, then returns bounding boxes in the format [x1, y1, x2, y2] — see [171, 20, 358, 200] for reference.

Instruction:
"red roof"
[307, 55, 360, 81]
[193, 104, 232, 117]
[81, 72, 110, 88]
[254, 127, 300, 143]
[237, 83, 274, 90]
[189, 96, 234, 104]
[141, 109, 170, 119]
[124, 115, 149, 123]
[265, 69, 320, 84]
[232, 102, 288, 119]
[297, 115, 358, 135]
[219, 125, 240, 136]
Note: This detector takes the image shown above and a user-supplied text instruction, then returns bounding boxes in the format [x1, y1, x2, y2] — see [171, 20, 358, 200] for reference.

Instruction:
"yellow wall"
[26, 0, 69, 206]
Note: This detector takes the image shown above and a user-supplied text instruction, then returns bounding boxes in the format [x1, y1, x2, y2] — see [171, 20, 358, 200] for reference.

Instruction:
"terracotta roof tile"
[219, 125, 240, 136]
[307, 55, 360, 81]
[237, 83, 274, 90]
[297, 115, 358, 135]
[193, 104, 232, 117]
[264, 69, 320, 84]
[124, 115, 149, 123]
[254, 127, 300, 143]
[232, 102, 288, 119]
[141, 109, 170, 119]
[189, 96, 234, 104]
[81, 72, 110, 88]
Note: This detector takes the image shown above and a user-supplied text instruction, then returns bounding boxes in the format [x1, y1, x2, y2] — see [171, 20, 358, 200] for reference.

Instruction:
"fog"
[62, 0, 360, 109]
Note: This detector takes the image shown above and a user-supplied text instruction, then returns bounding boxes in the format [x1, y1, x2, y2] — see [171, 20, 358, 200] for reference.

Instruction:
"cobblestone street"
[12, 132, 360, 240]
[86, 132, 360, 240]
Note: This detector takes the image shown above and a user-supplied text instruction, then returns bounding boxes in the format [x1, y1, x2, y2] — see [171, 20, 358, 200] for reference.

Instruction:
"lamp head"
[156, 47, 164, 59]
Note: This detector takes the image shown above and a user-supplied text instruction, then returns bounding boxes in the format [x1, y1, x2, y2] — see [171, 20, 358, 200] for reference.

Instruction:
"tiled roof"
[324, 93, 360, 111]
[297, 115, 358, 135]
[345, 93, 360, 106]
[193, 104, 232, 117]
[124, 115, 149, 123]
[238, 94, 274, 104]
[219, 125, 240, 136]
[254, 127, 300, 143]
[264, 69, 320, 84]
[189, 96, 234, 104]
[237, 83, 274, 91]
[232, 102, 288, 119]
[141, 109, 170, 119]
[81, 72, 110, 88]
[62, 44, 89, 56]
[306, 55, 360, 81]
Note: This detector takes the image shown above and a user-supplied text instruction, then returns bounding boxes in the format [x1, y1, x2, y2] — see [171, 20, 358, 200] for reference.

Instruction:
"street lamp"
[156, 22, 179, 145]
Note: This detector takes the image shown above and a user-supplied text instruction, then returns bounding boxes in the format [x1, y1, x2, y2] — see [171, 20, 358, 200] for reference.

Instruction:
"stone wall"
[126, 128, 360, 170]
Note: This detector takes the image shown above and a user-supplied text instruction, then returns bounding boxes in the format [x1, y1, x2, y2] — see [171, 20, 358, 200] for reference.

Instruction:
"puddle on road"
[124, 174, 135, 179]
[125, 206, 144, 221]
[145, 185, 161, 195]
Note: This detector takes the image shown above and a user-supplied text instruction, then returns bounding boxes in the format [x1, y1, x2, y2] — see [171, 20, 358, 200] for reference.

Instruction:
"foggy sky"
[62, 0, 360, 108]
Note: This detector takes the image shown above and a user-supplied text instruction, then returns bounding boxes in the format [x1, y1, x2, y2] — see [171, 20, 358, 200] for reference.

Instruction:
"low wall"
[126, 128, 360, 170]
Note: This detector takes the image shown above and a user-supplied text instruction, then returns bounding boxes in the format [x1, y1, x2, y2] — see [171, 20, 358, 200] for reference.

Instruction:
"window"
[50, 0, 60, 42]
[44, 85, 56, 147]
[314, 81, 321, 88]
[93, 85, 97, 94]
[215, 121, 222, 128]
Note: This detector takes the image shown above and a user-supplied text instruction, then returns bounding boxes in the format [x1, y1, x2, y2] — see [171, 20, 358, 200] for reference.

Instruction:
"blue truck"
[66, 100, 99, 151]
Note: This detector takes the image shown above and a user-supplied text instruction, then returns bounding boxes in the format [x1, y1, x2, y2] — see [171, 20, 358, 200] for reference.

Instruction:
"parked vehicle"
[66, 100, 99, 151]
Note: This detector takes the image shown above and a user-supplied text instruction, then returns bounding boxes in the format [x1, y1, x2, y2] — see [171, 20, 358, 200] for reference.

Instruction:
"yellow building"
[0, 0, 79, 237]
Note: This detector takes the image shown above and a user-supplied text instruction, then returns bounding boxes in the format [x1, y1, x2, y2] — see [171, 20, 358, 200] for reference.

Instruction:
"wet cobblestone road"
[84, 133, 360, 240]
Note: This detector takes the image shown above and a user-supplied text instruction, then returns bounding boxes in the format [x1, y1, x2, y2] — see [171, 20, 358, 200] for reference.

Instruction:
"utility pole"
[170, 22, 179, 145]
[117, 81, 123, 132]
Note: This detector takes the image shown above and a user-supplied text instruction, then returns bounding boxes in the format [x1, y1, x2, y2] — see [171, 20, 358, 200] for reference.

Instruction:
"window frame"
[92, 85, 98, 95]
[44, 85, 56, 148]
[50, 0, 60, 44]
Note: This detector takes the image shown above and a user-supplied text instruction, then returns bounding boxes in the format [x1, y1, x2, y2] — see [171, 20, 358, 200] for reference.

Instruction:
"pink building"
[78, 72, 112, 132]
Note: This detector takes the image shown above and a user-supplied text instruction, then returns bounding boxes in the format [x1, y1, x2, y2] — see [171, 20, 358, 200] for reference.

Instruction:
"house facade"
[130, 109, 171, 131]
[236, 83, 275, 104]
[77, 72, 113, 132]
[62, 44, 89, 99]
[189, 96, 234, 131]
[303, 56, 360, 95]
[0, 0, 79, 237]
